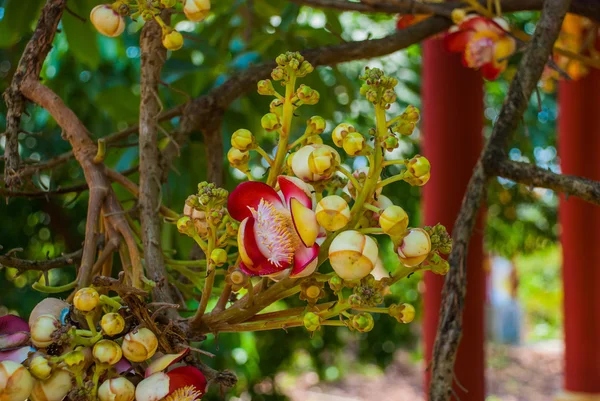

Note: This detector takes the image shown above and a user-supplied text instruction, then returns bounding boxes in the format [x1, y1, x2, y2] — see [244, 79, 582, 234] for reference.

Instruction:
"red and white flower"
[0, 315, 32, 364]
[444, 16, 516, 80]
[228, 176, 321, 278]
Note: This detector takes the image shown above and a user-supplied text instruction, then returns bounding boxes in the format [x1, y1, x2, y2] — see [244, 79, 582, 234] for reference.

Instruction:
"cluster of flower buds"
[179, 182, 231, 241]
[90, 0, 211, 50]
[359, 67, 400, 108]
[271, 52, 314, 84]
[0, 289, 207, 401]
[390, 105, 420, 137]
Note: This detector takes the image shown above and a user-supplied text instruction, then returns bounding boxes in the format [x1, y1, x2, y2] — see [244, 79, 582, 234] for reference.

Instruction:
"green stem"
[32, 280, 77, 293]
[85, 314, 98, 336]
[99, 295, 122, 312]
[192, 234, 208, 253]
[363, 203, 381, 213]
[357, 227, 383, 235]
[382, 159, 407, 167]
[267, 73, 296, 186]
[336, 164, 362, 192]
[254, 146, 274, 165]
[191, 227, 217, 324]
[352, 306, 389, 314]
[378, 171, 406, 188]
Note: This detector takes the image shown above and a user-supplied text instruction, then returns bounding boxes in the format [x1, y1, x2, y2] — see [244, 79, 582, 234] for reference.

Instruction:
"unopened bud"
[90, 5, 126, 38]
[383, 134, 399, 151]
[342, 132, 365, 156]
[303, 312, 321, 332]
[397, 228, 431, 267]
[261, 113, 281, 132]
[101, 313, 125, 336]
[352, 313, 374, 332]
[315, 195, 350, 231]
[379, 205, 409, 237]
[389, 303, 415, 324]
[231, 129, 255, 151]
[306, 116, 326, 135]
[210, 249, 227, 266]
[329, 230, 378, 281]
[382, 89, 397, 104]
[296, 85, 320, 105]
[227, 148, 250, 168]
[73, 287, 100, 312]
[451, 8, 467, 24]
[332, 123, 355, 147]
[257, 79, 276, 96]
[184, 0, 211, 22]
[121, 328, 158, 363]
[29, 354, 52, 380]
[93, 340, 122, 366]
[162, 29, 183, 51]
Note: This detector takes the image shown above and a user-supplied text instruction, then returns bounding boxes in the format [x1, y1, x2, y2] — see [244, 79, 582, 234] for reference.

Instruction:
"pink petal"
[0, 346, 33, 363]
[278, 175, 313, 209]
[114, 356, 134, 374]
[167, 366, 207, 396]
[0, 315, 29, 334]
[227, 181, 283, 221]
[290, 243, 319, 278]
[444, 30, 473, 53]
[145, 349, 190, 378]
[0, 332, 30, 350]
[290, 198, 319, 247]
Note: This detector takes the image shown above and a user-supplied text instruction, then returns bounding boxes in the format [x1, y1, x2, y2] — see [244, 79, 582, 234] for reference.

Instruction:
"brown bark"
[428, 1, 572, 400]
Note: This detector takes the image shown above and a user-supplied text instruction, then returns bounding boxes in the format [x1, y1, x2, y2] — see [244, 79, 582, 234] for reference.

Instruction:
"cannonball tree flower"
[291, 144, 340, 182]
[0, 315, 31, 364]
[444, 16, 516, 80]
[29, 369, 73, 401]
[228, 176, 320, 278]
[328, 230, 378, 281]
[397, 228, 431, 267]
[137, 349, 207, 401]
[184, 0, 211, 22]
[0, 360, 34, 401]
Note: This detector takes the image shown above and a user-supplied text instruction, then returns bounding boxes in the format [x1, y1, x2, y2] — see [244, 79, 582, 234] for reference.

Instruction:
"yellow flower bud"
[404, 171, 431, 186]
[306, 116, 326, 135]
[291, 144, 340, 182]
[162, 29, 183, 51]
[379, 205, 409, 237]
[63, 348, 86, 371]
[210, 248, 227, 266]
[397, 228, 431, 267]
[121, 328, 158, 362]
[231, 129, 255, 151]
[0, 361, 33, 401]
[93, 340, 123, 366]
[100, 313, 125, 336]
[332, 123, 355, 147]
[73, 287, 100, 312]
[329, 230, 378, 281]
[401, 105, 420, 123]
[390, 303, 415, 324]
[261, 113, 281, 132]
[29, 354, 52, 380]
[305, 135, 323, 145]
[98, 377, 135, 401]
[407, 155, 431, 178]
[90, 5, 126, 37]
[227, 147, 250, 168]
[303, 312, 321, 332]
[451, 8, 467, 24]
[184, 0, 211, 22]
[315, 195, 350, 231]
[342, 132, 365, 156]
[30, 314, 60, 348]
[352, 313, 375, 332]
[30, 369, 73, 401]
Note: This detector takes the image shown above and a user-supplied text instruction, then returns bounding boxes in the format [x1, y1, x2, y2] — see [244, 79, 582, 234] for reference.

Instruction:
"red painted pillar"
[422, 38, 486, 400]
[557, 66, 600, 401]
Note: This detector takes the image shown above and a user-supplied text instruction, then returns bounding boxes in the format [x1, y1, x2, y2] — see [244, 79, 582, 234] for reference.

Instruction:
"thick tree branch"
[138, 13, 177, 309]
[0, 250, 82, 273]
[2, 0, 66, 188]
[428, 0, 572, 400]
[493, 160, 600, 206]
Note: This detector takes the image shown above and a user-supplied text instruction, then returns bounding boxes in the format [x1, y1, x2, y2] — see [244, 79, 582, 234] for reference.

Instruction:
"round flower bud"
[306, 116, 326, 135]
[184, 0, 211, 22]
[305, 285, 322, 299]
[315, 195, 351, 231]
[162, 30, 183, 51]
[161, 0, 177, 7]
[257, 79, 275, 96]
[29, 354, 52, 380]
[30, 314, 60, 348]
[121, 328, 158, 363]
[98, 377, 135, 401]
[303, 312, 321, 332]
[90, 5, 126, 38]
[63, 348, 86, 371]
[451, 8, 467, 24]
[342, 132, 365, 156]
[393, 120, 416, 136]
[329, 230, 379, 281]
[328, 275, 344, 293]
[227, 147, 250, 168]
[210, 249, 227, 266]
[100, 313, 125, 336]
[383, 135, 399, 151]
[389, 303, 415, 324]
[404, 171, 430, 186]
[379, 205, 409, 237]
[261, 113, 281, 132]
[382, 89, 397, 104]
[73, 287, 100, 312]
[296, 84, 319, 105]
[231, 129, 254, 151]
[397, 228, 431, 267]
[332, 123, 355, 147]
[407, 155, 431, 178]
[352, 313, 375, 333]
[0, 360, 33, 401]
[305, 135, 323, 145]
[269, 98, 283, 114]
[291, 144, 340, 182]
[30, 369, 73, 401]
[93, 340, 123, 366]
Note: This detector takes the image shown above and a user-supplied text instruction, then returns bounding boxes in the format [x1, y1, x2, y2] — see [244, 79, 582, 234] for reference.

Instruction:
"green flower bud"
[270, 99, 283, 115]
[351, 313, 374, 333]
[407, 155, 431, 178]
[328, 275, 344, 293]
[271, 66, 285, 81]
[296, 85, 320, 105]
[303, 312, 321, 332]
[402, 105, 420, 123]
[383, 89, 397, 104]
[257, 79, 276, 96]
[296, 60, 314, 77]
[177, 216, 196, 237]
[389, 303, 415, 324]
[210, 249, 227, 266]
[383, 135, 399, 151]
[306, 116, 326, 135]
[63, 348, 86, 371]
[261, 113, 281, 132]
[393, 120, 416, 136]
[161, 0, 177, 7]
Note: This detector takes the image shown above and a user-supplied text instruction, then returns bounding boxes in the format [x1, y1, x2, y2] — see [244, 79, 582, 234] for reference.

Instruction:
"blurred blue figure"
[488, 256, 522, 345]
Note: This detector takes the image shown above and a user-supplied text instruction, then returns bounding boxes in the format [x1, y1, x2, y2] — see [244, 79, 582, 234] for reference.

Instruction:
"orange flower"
[444, 17, 516, 80]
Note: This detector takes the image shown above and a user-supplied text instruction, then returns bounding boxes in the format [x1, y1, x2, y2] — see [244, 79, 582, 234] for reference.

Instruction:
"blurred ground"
[283, 341, 563, 401]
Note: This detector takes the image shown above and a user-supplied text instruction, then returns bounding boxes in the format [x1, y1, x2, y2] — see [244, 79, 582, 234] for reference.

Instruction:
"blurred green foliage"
[0, 1, 561, 399]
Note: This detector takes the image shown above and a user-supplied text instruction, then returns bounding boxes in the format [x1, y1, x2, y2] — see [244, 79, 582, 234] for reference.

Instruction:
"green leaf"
[95, 85, 139, 122]
[62, 1, 100, 68]
[0, 0, 45, 47]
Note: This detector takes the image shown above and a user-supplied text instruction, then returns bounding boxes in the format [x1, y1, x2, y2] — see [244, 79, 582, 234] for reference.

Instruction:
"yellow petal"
[290, 198, 319, 247]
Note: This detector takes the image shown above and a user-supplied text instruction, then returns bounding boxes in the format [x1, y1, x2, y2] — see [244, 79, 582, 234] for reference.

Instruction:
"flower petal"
[228, 181, 283, 221]
[444, 30, 473, 53]
[0, 332, 30, 351]
[0, 315, 29, 334]
[278, 175, 313, 209]
[237, 217, 254, 267]
[114, 356, 134, 374]
[167, 366, 207, 396]
[481, 62, 502, 80]
[0, 346, 33, 363]
[290, 198, 319, 247]
[145, 349, 189, 378]
[290, 243, 319, 278]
